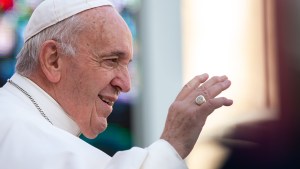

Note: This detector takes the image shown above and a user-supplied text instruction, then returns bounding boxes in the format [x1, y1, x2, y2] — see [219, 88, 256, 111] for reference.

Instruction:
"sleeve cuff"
[142, 139, 188, 169]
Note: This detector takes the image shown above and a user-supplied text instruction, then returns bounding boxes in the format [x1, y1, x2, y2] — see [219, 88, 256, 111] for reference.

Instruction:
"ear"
[38, 40, 62, 83]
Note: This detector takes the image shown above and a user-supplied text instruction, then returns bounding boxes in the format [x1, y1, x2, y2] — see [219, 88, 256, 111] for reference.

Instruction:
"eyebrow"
[111, 51, 125, 57]
[108, 51, 133, 63]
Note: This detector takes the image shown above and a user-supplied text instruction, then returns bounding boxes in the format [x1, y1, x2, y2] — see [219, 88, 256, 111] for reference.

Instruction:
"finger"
[197, 75, 228, 92]
[176, 73, 209, 101]
[200, 97, 233, 114]
[196, 79, 231, 100]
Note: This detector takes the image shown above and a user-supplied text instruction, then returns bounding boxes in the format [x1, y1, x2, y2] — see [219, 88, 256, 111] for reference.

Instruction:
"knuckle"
[206, 99, 220, 110]
[205, 99, 215, 109]
[218, 82, 227, 90]
[197, 85, 206, 92]
[211, 76, 219, 81]
[195, 74, 207, 82]
[169, 101, 185, 113]
[195, 75, 203, 81]
[196, 86, 210, 98]
[169, 102, 178, 112]
[184, 84, 191, 89]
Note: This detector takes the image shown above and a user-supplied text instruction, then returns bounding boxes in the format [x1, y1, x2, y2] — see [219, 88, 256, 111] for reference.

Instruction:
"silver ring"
[195, 95, 206, 105]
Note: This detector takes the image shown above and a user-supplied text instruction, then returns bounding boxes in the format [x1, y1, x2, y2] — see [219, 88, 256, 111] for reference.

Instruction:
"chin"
[80, 126, 105, 139]
[82, 131, 99, 139]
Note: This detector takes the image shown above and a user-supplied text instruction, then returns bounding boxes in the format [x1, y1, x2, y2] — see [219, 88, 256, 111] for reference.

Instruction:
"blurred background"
[1, 0, 299, 168]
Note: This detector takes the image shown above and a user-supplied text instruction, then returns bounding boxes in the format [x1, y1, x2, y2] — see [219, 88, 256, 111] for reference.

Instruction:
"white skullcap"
[24, 0, 113, 42]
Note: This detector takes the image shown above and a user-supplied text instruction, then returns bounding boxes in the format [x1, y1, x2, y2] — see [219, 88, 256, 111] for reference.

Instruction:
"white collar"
[10, 73, 81, 136]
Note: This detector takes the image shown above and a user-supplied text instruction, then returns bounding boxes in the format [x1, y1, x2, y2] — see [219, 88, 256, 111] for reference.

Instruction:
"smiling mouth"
[98, 95, 114, 106]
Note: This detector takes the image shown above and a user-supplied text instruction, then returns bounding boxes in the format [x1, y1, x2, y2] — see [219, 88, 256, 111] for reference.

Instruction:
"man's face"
[57, 7, 133, 138]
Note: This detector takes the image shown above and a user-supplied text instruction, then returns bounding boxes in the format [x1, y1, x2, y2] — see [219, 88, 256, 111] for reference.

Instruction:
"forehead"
[77, 6, 132, 55]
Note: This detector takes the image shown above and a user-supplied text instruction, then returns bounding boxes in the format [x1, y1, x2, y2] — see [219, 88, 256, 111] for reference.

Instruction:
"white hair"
[15, 14, 84, 76]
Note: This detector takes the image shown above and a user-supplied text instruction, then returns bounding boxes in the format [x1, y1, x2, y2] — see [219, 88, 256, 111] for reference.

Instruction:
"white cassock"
[0, 73, 188, 169]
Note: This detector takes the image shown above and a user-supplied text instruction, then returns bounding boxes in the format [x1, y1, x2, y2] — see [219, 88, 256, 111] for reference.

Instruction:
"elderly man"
[0, 0, 233, 168]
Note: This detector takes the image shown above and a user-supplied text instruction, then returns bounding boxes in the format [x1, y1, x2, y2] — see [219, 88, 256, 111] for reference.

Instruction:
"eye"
[100, 58, 119, 69]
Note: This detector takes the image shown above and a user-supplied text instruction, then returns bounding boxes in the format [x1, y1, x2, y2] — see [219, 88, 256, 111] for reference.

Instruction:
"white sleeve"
[105, 139, 188, 169]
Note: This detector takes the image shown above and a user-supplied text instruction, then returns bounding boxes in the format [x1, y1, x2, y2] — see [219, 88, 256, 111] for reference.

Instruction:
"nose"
[111, 66, 131, 93]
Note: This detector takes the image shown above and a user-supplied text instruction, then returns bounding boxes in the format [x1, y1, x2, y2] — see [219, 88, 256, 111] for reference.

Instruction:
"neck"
[8, 73, 82, 136]
[27, 71, 58, 101]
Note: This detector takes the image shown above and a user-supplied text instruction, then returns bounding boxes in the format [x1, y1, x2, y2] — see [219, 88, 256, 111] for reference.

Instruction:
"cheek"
[62, 80, 96, 121]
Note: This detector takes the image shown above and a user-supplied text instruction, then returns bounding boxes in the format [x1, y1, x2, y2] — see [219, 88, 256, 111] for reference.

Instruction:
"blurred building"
[182, 0, 300, 169]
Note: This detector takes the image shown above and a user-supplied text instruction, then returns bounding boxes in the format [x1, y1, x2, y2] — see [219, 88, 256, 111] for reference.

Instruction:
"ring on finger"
[195, 95, 206, 106]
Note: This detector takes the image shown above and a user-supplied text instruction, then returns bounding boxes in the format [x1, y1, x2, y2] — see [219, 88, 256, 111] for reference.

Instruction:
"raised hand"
[160, 73, 233, 159]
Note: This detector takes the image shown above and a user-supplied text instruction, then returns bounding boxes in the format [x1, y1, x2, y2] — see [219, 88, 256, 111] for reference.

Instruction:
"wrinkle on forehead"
[77, 6, 131, 44]
[72, 6, 133, 62]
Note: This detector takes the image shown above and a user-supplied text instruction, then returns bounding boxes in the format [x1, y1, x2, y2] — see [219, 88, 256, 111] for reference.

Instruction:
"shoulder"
[0, 101, 111, 168]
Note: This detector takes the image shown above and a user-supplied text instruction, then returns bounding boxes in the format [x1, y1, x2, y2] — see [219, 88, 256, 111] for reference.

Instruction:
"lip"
[98, 94, 118, 106]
